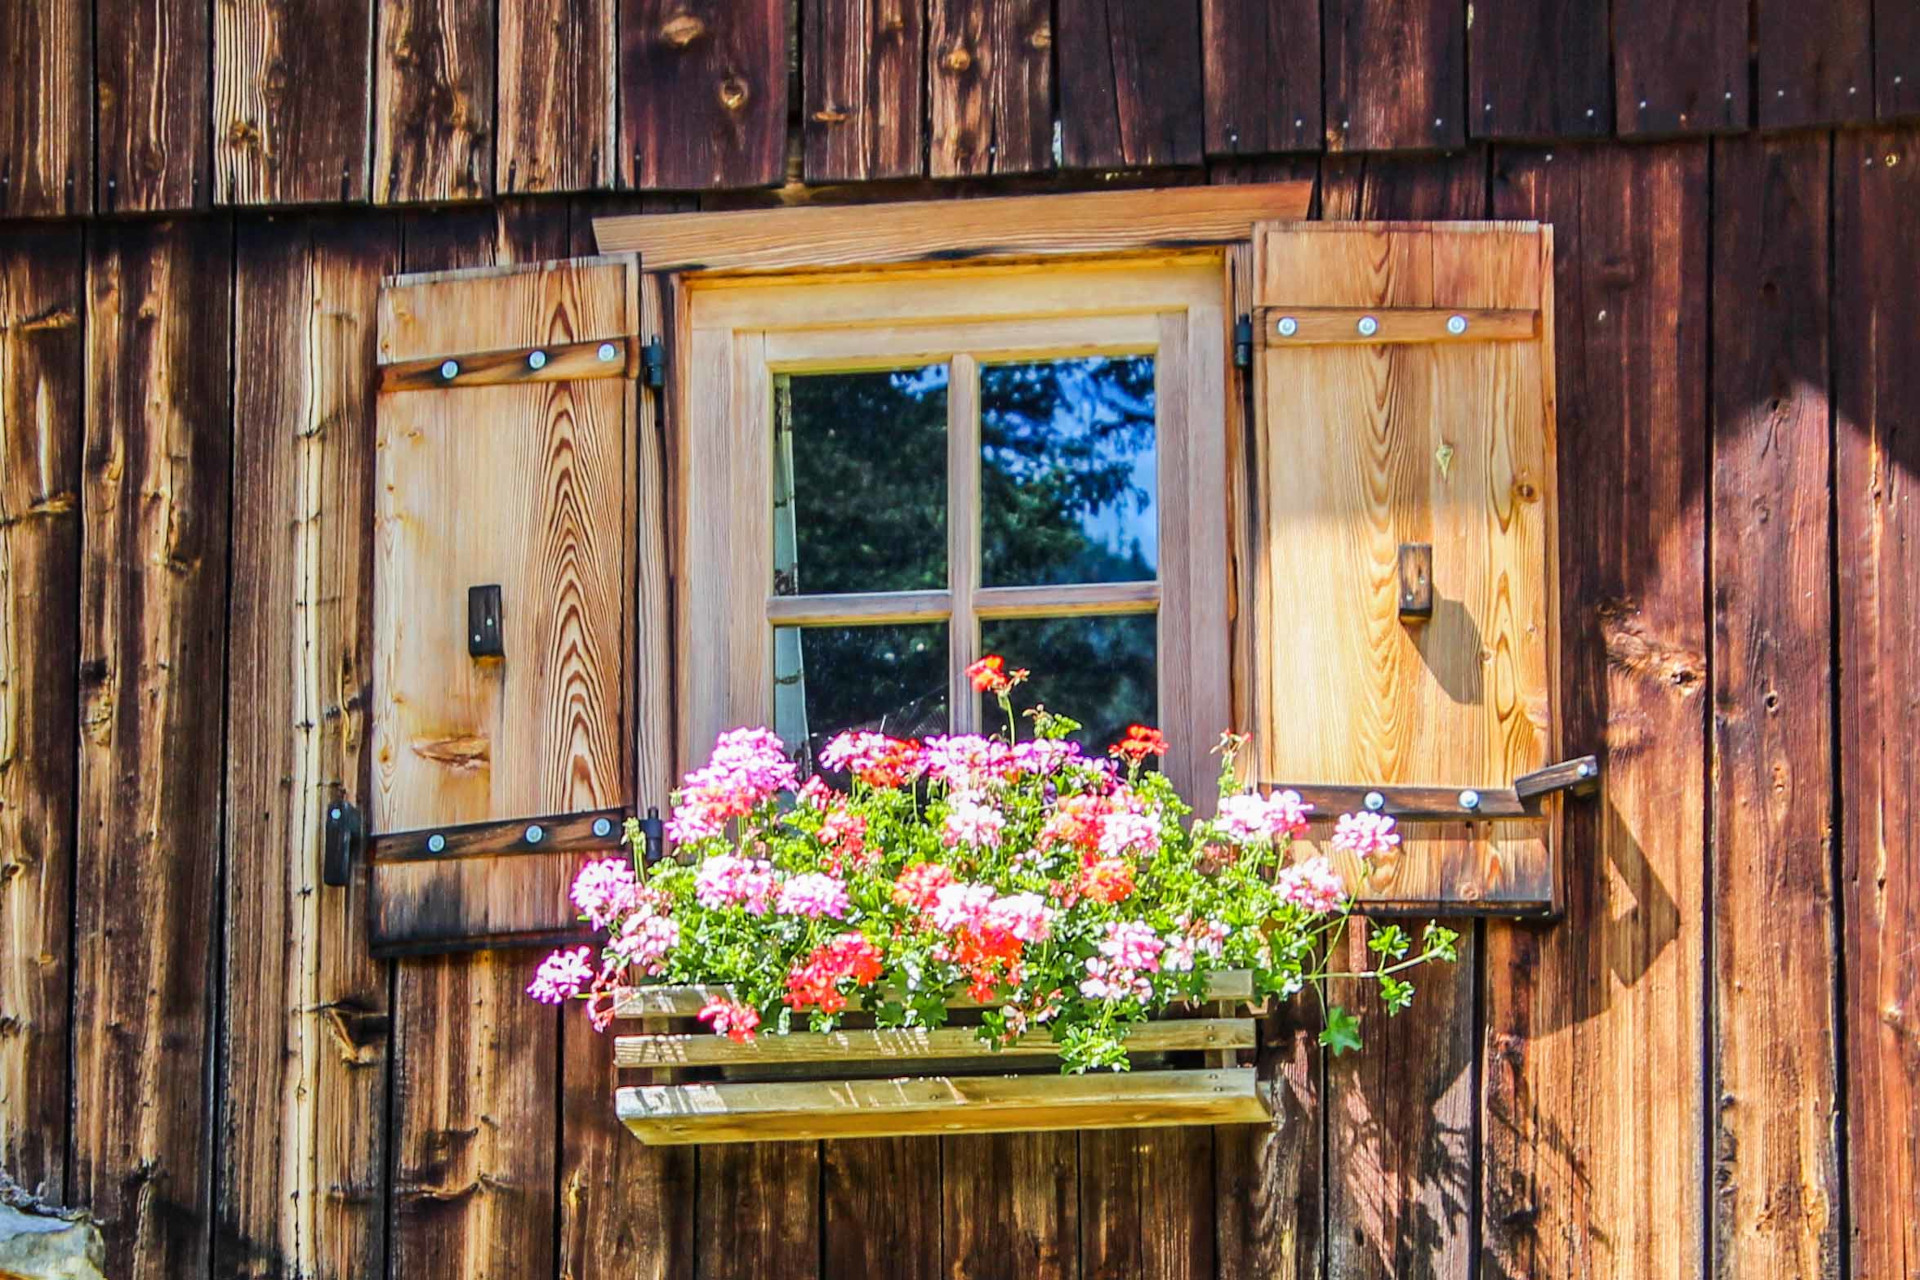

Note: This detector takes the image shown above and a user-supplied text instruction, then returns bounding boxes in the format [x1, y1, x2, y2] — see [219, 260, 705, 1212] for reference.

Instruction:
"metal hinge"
[642, 337, 665, 388]
[1233, 315, 1253, 368]
[324, 800, 364, 887]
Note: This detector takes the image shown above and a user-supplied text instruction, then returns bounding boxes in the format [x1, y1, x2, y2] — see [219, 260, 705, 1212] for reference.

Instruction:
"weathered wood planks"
[96, 0, 210, 210]
[217, 214, 396, 1280]
[499, 0, 615, 192]
[1056, 0, 1204, 170]
[73, 218, 233, 1280]
[1708, 132, 1843, 1280]
[928, 0, 1053, 178]
[1483, 141, 1710, 1278]
[1881, 2, 1920, 120]
[1757, 0, 1874, 129]
[1834, 125, 1920, 1280]
[1201, 0, 1320, 157]
[0, 0, 91, 216]
[1614, 0, 1748, 135]
[1467, 0, 1611, 139]
[214, 0, 375, 204]
[826, 1134, 941, 1278]
[621, 0, 789, 190]
[0, 226, 84, 1199]
[1323, 0, 1465, 152]
[374, 0, 495, 202]
[803, 0, 926, 183]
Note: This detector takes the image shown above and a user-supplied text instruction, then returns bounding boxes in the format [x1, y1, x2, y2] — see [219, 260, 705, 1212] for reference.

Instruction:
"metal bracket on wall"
[323, 800, 364, 887]
[642, 337, 665, 388]
[1260, 755, 1601, 821]
[468, 584, 504, 658]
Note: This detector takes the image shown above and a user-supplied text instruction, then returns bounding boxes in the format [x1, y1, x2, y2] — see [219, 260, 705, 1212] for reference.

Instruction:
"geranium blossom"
[929, 882, 996, 933]
[1216, 789, 1314, 843]
[776, 871, 851, 919]
[1011, 737, 1082, 776]
[694, 854, 777, 914]
[924, 735, 1016, 791]
[527, 946, 595, 1003]
[1099, 920, 1165, 972]
[610, 913, 680, 975]
[570, 858, 640, 930]
[1096, 809, 1160, 858]
[1076, 854, 1136, 905]
[893, 862, 956, 910]
[1330, 811, 1402, 859]
[787, 932, 885, 1013]
[697, 998, 761, 1042]
[1110, 723, 1170, 765]
[820, 731, 926, 787]
[982, 892, 1053, 944]
[668, 727, 798, 841]
[942, 796, 1006, 848]
[1277, 856, 1347, 914]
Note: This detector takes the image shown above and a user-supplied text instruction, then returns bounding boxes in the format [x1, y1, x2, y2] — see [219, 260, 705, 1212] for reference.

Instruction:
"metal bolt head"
[592, 817, 613, 838]
[526, 824, 545, 844]
[1364, 790, 1386, 812]
[596, 342, 618, 363]
[528, 349, 548, 370]
[1357, 315, 1380, 338]
[1276, 316, 1299, 337]
[1459, 789, 1481, 811]
[1576, 760, 1595, 779]
[440, 359, 459, 381]
[427, 833, 446, 853]
[330, 806, 341, 820]
[1446, 314, 1468, 336]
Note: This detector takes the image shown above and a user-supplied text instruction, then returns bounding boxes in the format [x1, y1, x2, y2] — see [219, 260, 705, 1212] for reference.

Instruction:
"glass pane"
[979, 614, 1156, 757]
[774, 365, 948, 596]
[980, 356, 1157, 587]
[774, 623, 949, 775]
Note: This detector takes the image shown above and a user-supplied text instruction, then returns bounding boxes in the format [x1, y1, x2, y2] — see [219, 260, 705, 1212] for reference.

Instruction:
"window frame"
[667, 254, 1234, 800]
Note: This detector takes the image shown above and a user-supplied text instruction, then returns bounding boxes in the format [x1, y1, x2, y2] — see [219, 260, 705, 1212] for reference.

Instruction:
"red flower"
[1076, 853, 1136, 905]
[1110, 723, 1170, 765]
[787, 932, 885, 1013]
[892, 862, 956, 911]
[698, 998, 761, 1043]
[965, 654, 1028, 696]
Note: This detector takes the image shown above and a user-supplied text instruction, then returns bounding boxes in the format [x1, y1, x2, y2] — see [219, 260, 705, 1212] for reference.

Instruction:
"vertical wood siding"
[214, 0, 375, 204]
[0, 0, 91, 216]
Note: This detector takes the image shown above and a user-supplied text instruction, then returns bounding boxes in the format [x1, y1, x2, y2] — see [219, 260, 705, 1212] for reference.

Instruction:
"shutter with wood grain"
[367, 256, 648, 954]
[1248, 221, 1590, 915]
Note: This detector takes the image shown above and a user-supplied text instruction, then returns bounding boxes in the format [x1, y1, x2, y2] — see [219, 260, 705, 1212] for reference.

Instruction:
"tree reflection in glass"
[980, 614, 1156, 755]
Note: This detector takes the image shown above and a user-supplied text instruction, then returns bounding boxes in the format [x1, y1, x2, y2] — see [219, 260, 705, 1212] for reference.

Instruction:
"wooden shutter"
[368, 256, 644, 954]
[1249, 222, 1581, 914]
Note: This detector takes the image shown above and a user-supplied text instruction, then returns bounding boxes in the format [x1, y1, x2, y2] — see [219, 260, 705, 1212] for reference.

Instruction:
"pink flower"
[527, 946, 595, 1003]
[1277, 856, 1347, 914]
[796, 776, 836, 811]
[777, 872, 851, 919]
[570, 858, 640, 930]
[668, 727, 799, 842]
[1330, 811, 1401, 860]
[943, 797, 1006, 848]
[1010, 738, 1083, 777]
[698, 998, 761, 1042]
[693, 854, 777, 915]
[819, 731, 927, 786]
[923, 735, 1015, 791]
[983, 892, 1054, 944]
[929, 882, 996, 933]
[1098, 920, 1166, 973]
[611, 913, 680, 975]
[1080, 955, 1153, 1002]
[1216, 789, 1314, 843]
[1097, 809, 1160, 858]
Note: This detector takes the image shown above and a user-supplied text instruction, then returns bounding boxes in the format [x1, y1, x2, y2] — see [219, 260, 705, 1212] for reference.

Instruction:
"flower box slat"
[615, 1067, 1270, 1145]
[610, 968, 1258, 1019]
[612, 1016, 1255, 1069]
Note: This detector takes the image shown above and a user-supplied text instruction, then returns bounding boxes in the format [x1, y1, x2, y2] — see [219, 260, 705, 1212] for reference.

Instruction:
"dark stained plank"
[1080, 1125, 1215, 1279]
[1833, 124, 1920, 1280]
[1468, 0, 1610, 139]
[374, 0, 495, 203]
[1757, 0, 1872, 129]
[0, 226, 83, 1198]
[1201, 0, 1319, 157]
[1614, 0, 1748, 136]
[1708, 130, 1842, 1280]
[1484, 141, 1710, 1277]
[1881, 1, 1920, 119]
[824, 1138, 942, 1278]
[214, 0, 374, 204]
[387, 201, 566, 1280]
[942, 1131, 1077, 1279]
[1323, 0, 1465, 153]
[73, 217, 233, 1280]
[621, 0, 789, 190]
[928, 0, 1053, 178]
[1057, 0, 1204, 170]
[0, 0, 91, 216]
[1214, 1002, 1323, 1280]
[96, 0, 210, 210]
[698, 1141, 821, 1280]
[499, 0, 615, 192]
[216, 213, 397, 1280]
[802, 0, 926, 183]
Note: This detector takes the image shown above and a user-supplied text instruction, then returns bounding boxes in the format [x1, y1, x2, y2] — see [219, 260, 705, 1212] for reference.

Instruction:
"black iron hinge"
[642, 337, 665, 388]
[1233, 315, 1253, 368]
[323, 800, 364, 887]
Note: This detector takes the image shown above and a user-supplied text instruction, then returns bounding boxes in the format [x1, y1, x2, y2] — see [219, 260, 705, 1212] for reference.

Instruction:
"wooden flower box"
[611, 971, 1272, 1145]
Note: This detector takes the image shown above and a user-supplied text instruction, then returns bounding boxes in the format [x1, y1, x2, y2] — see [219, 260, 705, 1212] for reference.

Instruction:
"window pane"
[979, 614, 1156, 756]
[980, 356, 1156, 587]
[774, 366, 948, 596]
[774, 623, 949, 774]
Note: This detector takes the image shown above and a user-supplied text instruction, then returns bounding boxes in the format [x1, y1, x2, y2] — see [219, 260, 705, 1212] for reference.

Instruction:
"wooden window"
[673, 258, 1232, 801]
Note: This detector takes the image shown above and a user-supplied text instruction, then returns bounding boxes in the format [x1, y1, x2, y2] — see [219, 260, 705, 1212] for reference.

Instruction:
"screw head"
[597, 342, 618, 363]
[1356, 315, 1380, 338]
[440, 359, 459, 381]
[1276, 316, 1299, 337]
[1364, 790, 1386, 812]
[330, 806, 341, 820]
[525, 824, 545, 844]
[528, 349, 547, 370]
[592, 817, 613, 838]
[1459, 789, 1481, 811]
[1446, 314, 1468, 336]
[427, 833, 446, 853]
[1577, 760, 1595, 779]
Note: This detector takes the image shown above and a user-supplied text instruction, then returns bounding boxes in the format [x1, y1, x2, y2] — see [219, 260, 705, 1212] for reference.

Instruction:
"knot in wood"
[660, 13, 705, 47]
[812, 108, 850, 124]
[941, 46, 974, 73]
[1027, 25, 1052, 50]
[718, 77, 750, 111]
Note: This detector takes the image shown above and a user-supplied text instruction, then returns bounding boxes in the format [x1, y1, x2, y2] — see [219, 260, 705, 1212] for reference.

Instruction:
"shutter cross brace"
[1256, 756, 1600, 821]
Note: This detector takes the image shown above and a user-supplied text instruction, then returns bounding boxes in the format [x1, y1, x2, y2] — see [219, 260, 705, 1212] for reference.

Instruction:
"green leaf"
[1378, 974, 1415, 1014]
[1367, 923, 1411, 960]
[1318, 1005, 1364, 1056]
[1423, 922, 1461, 963]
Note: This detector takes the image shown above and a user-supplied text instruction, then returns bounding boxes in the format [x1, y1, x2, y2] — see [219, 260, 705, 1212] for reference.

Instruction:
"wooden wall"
[1, 6, 1917, 1280]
